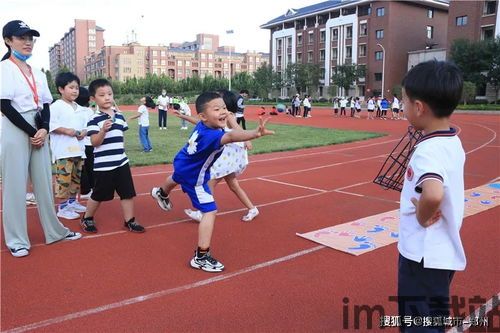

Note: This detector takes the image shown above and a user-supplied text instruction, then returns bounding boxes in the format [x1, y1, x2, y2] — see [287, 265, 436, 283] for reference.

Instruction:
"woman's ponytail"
[1, 44, 11, 61]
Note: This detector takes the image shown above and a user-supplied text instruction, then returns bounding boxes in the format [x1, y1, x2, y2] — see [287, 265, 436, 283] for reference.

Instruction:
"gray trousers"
[1, 110, 70, 251]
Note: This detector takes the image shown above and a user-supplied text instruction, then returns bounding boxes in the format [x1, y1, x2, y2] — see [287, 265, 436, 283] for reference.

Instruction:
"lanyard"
[9, 57, 39, 108]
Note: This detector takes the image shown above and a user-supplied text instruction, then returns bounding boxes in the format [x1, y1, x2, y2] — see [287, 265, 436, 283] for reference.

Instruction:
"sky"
[1, 0, 315, 70]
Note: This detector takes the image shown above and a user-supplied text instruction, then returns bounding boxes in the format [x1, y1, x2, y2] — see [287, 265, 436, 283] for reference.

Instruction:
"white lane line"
[2, 245, 325, 333]
[465, 123, 497, 155]
[257, 177, 327, 193]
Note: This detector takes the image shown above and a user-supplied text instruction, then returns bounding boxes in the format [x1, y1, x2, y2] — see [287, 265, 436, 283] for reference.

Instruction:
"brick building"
[48, 19, 105, 80]
[261, 0, 449, 98]
[84, 33, 269, 82]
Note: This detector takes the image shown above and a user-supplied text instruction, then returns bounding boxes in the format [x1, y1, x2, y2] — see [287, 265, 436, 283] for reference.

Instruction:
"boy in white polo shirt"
[398, 60, 465, 332]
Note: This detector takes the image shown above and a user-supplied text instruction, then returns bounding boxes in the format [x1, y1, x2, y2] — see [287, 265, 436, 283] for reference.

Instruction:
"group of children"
[333, 95, 404, 120]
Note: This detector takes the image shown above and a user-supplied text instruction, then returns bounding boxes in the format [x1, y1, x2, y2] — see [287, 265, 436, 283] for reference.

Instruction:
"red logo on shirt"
[406, 166, 414, 181]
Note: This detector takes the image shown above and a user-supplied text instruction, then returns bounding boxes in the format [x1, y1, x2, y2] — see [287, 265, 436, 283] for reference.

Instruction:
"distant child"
[339, 96, 347, 116]
[392, 94, 400, 120]
[178, 96, 191, 130]
[270, 106, 279, 115]
[380, 97, 389, 120]
[354, 97, 361, 118]
[236, 89, 249, 129]
[80, 79, 145, 234]
[349, 97, 355, 117]
[367, 96, 375, 119]
[333, 98, 339, 117]
[398, 60, 465, 332]
[49, 72, 87, 220]
[75, 86, 95, 199]
[293, 94, 301, 117]
[128, 96, 154, 153]
[258, 106, 266, 116]
[303, 94, 311, 118]
[151, 91, 274, 272]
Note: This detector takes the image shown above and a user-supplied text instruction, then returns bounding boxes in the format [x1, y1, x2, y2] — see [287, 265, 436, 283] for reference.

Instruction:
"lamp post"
[376, 43, 385, 99]
[226, 29, 234, 91]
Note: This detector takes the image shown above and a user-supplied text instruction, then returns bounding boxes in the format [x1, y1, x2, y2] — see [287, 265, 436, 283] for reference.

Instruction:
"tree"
[253, 64, 280, 99]
[485, 37, 500, 103]
[284, 63, 322, 95]
[42, 69, 57, 95]
[449, 39, 489, 92]
[461, 81, 476, 104]
[330, 64, 365, 96]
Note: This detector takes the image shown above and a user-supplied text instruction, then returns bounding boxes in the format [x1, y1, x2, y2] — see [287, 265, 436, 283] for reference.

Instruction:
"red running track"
[1, 108, 498, 332]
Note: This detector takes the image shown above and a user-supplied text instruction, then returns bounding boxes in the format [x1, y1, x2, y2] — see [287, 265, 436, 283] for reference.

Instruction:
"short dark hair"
[240, 89, 249, 95]
[195, 91, 222, 114]
[216, 89, 238, 112]
[55, 72, 80, 92]
[88, 78, 113, 97]
[402, 60, 463, 118]
[75, 86, 90, 107]
[145, 96, 156, 108]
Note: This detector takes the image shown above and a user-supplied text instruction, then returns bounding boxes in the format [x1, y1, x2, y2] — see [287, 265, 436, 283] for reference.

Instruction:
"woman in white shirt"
[0, 20, 81, 257]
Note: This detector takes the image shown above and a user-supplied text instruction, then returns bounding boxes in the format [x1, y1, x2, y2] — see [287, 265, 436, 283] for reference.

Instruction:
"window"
[332, 48, 338, 59]
[153, 59, 158, 65]
[427, 9, 434, 18]
[346, 46, 352, 59]
[332, 28, 338, 39]
[376, 7, 385, 16]
[320, 49, 325, 61]
[297, 34, 303, 45]
[177, 60, 183, 66]
[297, 52, 302, 62]
[346, 26, 353, 39]
[376, 29, 384, 39]
[320, 30, 326, 42]
[342, 7, 356, 15]
[374, 72, 382, 81]
[153, 50, 158, 56]
[307, 51, 313, 63]
[161, 51, 166, 57]
[484, 1, 497, 15]
[161, 60, 166, 66]
[359, 23, 367, 36]
[456, 16, 468, 26]
[359, 44, 367, 57]
[186, 61, 190, 67]
[358, 5, 371, 16]
[208, 54, 213, 59]
[375, 51, 383, 60]
[426, 25, 434, 39]
[481, 26, 495, 40]
[308, 32, 314, 44]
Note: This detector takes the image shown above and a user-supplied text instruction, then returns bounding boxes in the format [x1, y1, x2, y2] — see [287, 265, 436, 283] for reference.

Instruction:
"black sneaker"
[151, 187, 173, 211]
[81, 217, 98, 233]
[190, 251, 224, 272]
[124, 218, 145, 233]
[64, 231, 82, 240]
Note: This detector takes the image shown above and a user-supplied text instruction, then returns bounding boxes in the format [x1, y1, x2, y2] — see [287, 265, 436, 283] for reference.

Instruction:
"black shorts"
[393, 108, 399, 113]
[91, 163, 136, 201]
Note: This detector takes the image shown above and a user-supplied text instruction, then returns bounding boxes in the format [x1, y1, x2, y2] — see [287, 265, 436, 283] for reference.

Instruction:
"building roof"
[261, 0, 449, 28]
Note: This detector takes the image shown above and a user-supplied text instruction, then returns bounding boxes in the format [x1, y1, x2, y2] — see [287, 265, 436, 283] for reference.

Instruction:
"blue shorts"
[180, 183, 217, 213]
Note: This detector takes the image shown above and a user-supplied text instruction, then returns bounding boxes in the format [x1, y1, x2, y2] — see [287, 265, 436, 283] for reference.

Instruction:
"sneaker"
[81, 217, 98, 233]
[9, 247, 29, 258]
[64, 231, 82, 241]
[184, 209, 202, 222]
[151, 187, 173, 211]
[26, 192, 36, 205]
[124, 218, 145, 233]
[190, 251, 224, 272]
[68, 200, 86, 213]
[79, 190, 92, 200]
[242, 207, 259, 222]
[57, 206, 81, 220]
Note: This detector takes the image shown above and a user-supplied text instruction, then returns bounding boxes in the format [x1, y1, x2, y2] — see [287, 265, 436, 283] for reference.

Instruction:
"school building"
[83, 34, 269, 82]
[48, 19, 105, 81]
[261, 0, 450, 98]
[48, 21, 269, 82]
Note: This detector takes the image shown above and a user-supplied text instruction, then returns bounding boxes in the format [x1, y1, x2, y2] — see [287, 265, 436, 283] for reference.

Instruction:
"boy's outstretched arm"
[173, 110, 199, 125]
[221, 117, 274, 145]
[411, 179, 444, 227]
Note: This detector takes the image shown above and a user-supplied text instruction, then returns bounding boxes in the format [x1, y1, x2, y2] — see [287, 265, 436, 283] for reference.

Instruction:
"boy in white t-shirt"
[398, 60, 465, 332]
[128, 96, 154, 152]
[49, 72, 87, 220]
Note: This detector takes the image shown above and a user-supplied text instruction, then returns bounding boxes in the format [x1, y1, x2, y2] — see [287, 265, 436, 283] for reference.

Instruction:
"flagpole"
[226, 29, 234, 91]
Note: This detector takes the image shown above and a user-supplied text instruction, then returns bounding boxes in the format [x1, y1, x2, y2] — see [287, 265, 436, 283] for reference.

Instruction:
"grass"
[456, 104, 500, 110]
[121, 111, 384, 166]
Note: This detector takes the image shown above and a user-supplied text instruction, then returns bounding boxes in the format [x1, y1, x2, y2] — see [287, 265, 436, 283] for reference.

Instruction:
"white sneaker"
[242, 207, 259, 222]
[184, 209, 202, 222]
[79, 190, 92, 200]
[68, 200, 86, 213]
[57, 206, 80, 220]
[26, 192, 36, 205]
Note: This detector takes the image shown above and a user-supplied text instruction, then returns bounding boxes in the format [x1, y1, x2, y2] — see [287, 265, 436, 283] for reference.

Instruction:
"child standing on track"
[49, 72, 88, 220]
[398, 60, 465, 332]
[151, 91, 274, 272]
[80, 79, 145, 234]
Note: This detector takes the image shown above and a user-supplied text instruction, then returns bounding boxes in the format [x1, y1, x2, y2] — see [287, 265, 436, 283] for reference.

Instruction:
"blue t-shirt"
[172, 122, 225, 186]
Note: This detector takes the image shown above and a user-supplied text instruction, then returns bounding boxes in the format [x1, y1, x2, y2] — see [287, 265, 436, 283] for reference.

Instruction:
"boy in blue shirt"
[151, 91, 274, 272]
[398, 60, 465, 332]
